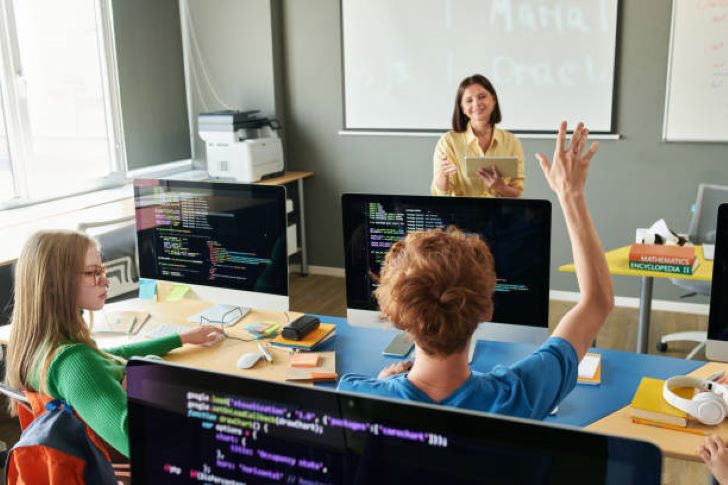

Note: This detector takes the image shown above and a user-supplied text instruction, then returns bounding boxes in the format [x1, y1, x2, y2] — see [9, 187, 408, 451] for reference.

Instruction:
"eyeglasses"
[80, 265, 107, 286]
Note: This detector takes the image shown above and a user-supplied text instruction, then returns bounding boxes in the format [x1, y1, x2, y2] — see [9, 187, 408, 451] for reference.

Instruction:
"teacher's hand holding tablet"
[477, 165, 506, 193]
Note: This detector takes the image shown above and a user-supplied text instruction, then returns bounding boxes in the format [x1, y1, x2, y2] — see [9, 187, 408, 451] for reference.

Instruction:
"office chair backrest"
[78, 216, 138, 302]
[0, 263, 14, 326]
[688, 184, 728, 244]
[0, 383, 30, 413]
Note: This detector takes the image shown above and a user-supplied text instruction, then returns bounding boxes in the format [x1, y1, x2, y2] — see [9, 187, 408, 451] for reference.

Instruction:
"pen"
[128, 316, 139, 336]
[632, 417, 707, 436]
[258, 343, 273, 364]
[707, 371, 725, 383]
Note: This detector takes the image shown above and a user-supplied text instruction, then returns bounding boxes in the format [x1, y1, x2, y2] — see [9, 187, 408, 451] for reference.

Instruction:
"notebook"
[630, 377, 691, 427]
[285, 351, 336, 382]
[270, 323, 336, 351]
[94, 311, 150, 335]
[577, 352, 602, 385]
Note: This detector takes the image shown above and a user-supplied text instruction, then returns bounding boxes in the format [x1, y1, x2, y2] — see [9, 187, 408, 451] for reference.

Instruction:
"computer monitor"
[127, 359, 662, 484]
[134, 179, 288, 310]
[341, 194, 551, 345]
[706, 203, 728, 360]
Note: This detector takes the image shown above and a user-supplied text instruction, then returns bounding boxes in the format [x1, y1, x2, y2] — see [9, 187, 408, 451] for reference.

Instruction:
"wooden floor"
[0, 273, 713, 483]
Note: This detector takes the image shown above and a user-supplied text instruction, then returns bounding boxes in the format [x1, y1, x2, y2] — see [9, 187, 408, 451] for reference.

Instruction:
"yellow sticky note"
[166, 284, 190, 302]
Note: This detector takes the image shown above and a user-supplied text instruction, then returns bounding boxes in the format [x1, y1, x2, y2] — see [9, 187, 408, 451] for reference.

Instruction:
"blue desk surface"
[313, 315, 704, 427]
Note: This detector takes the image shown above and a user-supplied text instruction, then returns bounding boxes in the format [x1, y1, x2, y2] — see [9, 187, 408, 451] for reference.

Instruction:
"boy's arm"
[537, 122, 614, 360]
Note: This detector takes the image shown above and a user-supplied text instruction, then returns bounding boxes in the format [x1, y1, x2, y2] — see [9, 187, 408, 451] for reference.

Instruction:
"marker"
[258, 343, 273, 364]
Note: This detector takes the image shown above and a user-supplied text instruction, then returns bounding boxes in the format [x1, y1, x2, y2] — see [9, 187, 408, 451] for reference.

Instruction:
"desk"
[314, 317, 702, 426]
[560, 245, 713, 354]
[588, 362, 728, 461]
[0, 297, 704, 430]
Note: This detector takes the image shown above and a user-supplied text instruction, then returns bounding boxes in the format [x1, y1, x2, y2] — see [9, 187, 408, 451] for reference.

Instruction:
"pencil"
[128, 316, 139, 335]
[632, 417, 708, 436]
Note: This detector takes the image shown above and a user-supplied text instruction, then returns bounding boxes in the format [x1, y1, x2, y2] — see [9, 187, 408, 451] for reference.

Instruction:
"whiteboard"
[342, 0, 619, 133]
[664, 0, 728, 142]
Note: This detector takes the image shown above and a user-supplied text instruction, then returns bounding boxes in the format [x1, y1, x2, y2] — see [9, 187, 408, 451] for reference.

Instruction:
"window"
[0, 91, 13, 197]
[0, 0, 123, 207]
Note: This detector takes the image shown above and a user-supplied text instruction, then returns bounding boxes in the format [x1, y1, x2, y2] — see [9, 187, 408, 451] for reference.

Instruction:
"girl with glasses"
[4, 230, 223, 458]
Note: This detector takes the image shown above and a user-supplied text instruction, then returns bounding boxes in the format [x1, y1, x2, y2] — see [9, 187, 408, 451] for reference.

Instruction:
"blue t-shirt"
[337, 336, 578, 420]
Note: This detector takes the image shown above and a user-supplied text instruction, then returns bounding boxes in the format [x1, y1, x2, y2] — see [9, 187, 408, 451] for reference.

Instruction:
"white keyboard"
[144, 323, 192, 339]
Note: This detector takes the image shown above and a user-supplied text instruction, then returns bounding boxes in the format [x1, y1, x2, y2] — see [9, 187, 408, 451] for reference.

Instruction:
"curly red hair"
[374, 227, 496, 357]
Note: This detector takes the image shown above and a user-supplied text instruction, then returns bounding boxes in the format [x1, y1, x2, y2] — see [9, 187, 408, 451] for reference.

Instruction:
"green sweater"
[28, 334, 181, 458]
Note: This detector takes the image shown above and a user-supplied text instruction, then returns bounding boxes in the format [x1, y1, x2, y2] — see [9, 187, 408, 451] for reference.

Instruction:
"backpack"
[5, 399, 117, 485]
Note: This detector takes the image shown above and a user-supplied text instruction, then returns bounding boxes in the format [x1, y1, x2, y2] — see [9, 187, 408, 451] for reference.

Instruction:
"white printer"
[199, 110, 284, 182]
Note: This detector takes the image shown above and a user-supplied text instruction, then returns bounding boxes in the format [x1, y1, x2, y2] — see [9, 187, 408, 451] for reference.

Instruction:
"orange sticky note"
[290, 353, 320, 368]
[309, 372, 337, 381]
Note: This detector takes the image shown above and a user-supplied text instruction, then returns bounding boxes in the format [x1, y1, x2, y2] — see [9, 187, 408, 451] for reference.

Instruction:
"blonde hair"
[5, 230, 102, 401]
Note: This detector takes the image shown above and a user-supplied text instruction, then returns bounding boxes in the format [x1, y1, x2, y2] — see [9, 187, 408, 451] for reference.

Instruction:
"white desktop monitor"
[133, 178, 289, 311]
[341, 194, 550, 346]
[706, 203, 728, 360]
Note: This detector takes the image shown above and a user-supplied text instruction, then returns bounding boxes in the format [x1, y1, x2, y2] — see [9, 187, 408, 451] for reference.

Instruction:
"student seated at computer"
[339, 121, 614, 420]
[4, 230, 223, 458]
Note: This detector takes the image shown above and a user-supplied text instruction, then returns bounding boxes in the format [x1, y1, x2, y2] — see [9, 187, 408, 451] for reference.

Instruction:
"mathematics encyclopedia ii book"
[628, 244, 698, 275]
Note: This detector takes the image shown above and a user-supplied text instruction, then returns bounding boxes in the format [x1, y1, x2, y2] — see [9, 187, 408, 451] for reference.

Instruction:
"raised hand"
[535, 121, 599, 198]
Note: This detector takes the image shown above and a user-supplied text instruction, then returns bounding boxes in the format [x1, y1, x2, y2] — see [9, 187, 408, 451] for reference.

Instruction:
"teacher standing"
[432, 74, 524, 198]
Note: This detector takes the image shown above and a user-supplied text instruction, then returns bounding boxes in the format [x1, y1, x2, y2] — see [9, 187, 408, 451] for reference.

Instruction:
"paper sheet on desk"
[578, 353, 600, 378]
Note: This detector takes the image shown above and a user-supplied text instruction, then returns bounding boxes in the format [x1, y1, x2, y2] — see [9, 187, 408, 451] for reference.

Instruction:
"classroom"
[0, 0, 728, 483]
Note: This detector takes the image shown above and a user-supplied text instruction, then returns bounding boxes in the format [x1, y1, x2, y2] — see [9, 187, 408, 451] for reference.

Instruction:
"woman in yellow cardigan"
[432, 74, 524, 198]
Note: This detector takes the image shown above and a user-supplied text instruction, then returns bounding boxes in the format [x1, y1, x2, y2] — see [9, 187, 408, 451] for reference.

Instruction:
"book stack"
[577, 353, 601, 386]
[628, 244, 699, 275]
[285, 351, 337, 382]
[630, 377, 699, 433]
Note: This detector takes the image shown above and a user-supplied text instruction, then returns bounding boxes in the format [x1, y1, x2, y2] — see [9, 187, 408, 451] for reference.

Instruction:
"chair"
[78, 216, 138, 303]
[0, 383, 130, 484]
[658, 184, 728, 359]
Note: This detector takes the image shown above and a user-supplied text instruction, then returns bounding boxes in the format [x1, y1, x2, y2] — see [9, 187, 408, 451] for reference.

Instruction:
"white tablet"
[463, 156, 519, 179]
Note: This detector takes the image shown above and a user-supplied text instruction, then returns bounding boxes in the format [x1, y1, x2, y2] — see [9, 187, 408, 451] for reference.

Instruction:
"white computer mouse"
[236, 352, 263, 369]
[201, 333, 226, 348]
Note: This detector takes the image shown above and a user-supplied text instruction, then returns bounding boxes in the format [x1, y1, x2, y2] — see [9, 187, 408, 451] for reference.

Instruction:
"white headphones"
[663, 376, 728, 425]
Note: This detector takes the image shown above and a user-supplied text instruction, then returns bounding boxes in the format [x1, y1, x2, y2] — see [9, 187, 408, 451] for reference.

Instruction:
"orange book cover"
[629, 244, 696, 266]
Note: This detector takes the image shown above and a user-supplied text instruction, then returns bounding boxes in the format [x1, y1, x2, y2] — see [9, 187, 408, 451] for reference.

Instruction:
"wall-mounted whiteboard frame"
[663, 0, 728, 143]
[340, 0, 621, 136]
